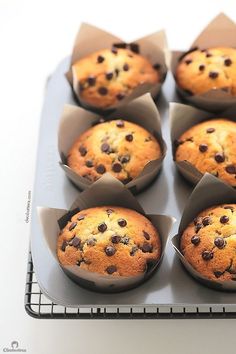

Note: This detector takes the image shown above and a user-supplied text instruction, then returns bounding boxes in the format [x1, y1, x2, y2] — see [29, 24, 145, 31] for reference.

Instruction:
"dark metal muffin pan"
[28, 57, 236, 316]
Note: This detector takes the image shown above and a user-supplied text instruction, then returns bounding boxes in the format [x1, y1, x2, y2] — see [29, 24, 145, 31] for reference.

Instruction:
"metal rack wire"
[25, 251, 236, 319]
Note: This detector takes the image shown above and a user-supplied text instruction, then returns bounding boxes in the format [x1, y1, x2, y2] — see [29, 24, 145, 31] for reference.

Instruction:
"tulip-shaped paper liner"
[65, 22, 168, 112]
[172, 173, 236, 291]
[171, 13, 236, 112]
[59, 93, 167, 192]
[38, 174, 175, 293]
[170, 102, 236, 185]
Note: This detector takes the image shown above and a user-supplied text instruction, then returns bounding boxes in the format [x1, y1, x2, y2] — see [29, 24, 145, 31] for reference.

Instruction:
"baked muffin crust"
[176, 47, 236, 96]
[175, 119, 236, 186]
[67, 119, 161, 183]
[57, 206, 161, 277]
[73, 48, 159, 108]
[181, 204, 236, 281]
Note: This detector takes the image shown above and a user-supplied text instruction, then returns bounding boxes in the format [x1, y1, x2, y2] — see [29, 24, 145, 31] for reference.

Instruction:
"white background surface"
[1, 0, 236, 353]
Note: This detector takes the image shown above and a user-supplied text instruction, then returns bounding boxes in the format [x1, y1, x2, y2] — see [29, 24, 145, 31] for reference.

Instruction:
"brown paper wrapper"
[171, 173, 236, 291]
[59, 93, 166, 192]
[66, 23, 168, 112]
[37, 174, 175, 293]
[171, 13, 236, 112]
[170, 101, 236, 185]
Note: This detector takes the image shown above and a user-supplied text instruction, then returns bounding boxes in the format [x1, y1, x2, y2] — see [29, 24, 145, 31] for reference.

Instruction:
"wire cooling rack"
[25, 251, 236, 319]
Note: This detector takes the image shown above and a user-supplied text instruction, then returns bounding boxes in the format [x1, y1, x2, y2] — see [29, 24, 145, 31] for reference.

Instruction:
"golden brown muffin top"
[67, 119, 161, 184]
[72, 48, 159, 108]
[175, 119, 236, 186]
[181, 204, 236, 281]
[176, 47, 236, 96]
[57, 206, 161, 277]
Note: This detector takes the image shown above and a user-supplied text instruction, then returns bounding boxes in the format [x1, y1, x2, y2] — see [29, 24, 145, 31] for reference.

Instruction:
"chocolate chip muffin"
[57, 206, 161, 277]
[176, 47, 236, 96]
[181, 204, 236, 281]
[72, 47, 160, 108]
[175, 119, 236, 186]
[67, 119, 161, 184]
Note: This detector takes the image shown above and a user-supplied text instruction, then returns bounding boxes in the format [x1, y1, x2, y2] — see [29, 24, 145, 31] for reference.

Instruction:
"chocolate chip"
[143, 231, 150, 240]
[206, 52, 212, 58]
[85, 160, 93, 167]
[145, 136, 152, 142]
[130, 246, 138, 256]
[98, 222, 107, 233]
[105, 246, 116, 256]
[121, 236, 129, 244]
[116, 120, 124, 128]
[224, 58, 232, 66]
[112, 162, 122, 173]
[77, 214, 85, 221]
[206, 127, 215, 133]
[61, 240, 67, 252]
[215, 153, 225, 163]
[141, 242, 153, 253]
[118, 218, 127, 227]
[209, 71, 219, 79]
[214, 270, 224, 278]
[202, 250, 214, 261]
[111, 47, 118, 54]
[98, 87, 108, 95]
[178, 47, 198, 61]
[130, 43, 139, 53]
[153, 63, 161, 70]
[123, 63, 129, 71]
[119, 155, 130, 163]
[193, 217, 198, 225]
[106, 208, 114, 216]
[113, 42, 127, 49]
[97, 55, 105, 63]
[87, 76, 96, 86]
[96, 164, 106, 174]
[79, 146, 87, 156]
[225, 165, 236, 174]
[191, 235, 200, 245]
[69, 222, 77, 231]
[72, 237, 81, 248]
[105, 71, 113, 80]
[87, 238, 96, 246]
[199, 64, 205, 71]
[101, 143, 110, 153]
[125, 134, 133, 142]
[214, 237, 226, 249]
[185, 59, 192, 65]
[174, 140, 183, 148]
[202, 216, 211, 226]
[115, 69, 119, 77]
[199, 144, 208, 152]
[117, 93, 125, 100]
[195, 223, 202, 233]
[111, 235, 121, 244]
[106, 265, 117, 274]
[224, 206, 234, 212]
[220, 215, 229, 224]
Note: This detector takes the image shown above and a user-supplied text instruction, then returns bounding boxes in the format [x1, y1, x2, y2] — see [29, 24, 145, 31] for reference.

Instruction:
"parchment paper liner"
[59, 93, 167, 193]
[170, 101, 236, 185]
[65, 22, 168, 112]
[172, 173, 236, 291]
[171, 13, 236, 112]
[37, 174, 175, 293]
